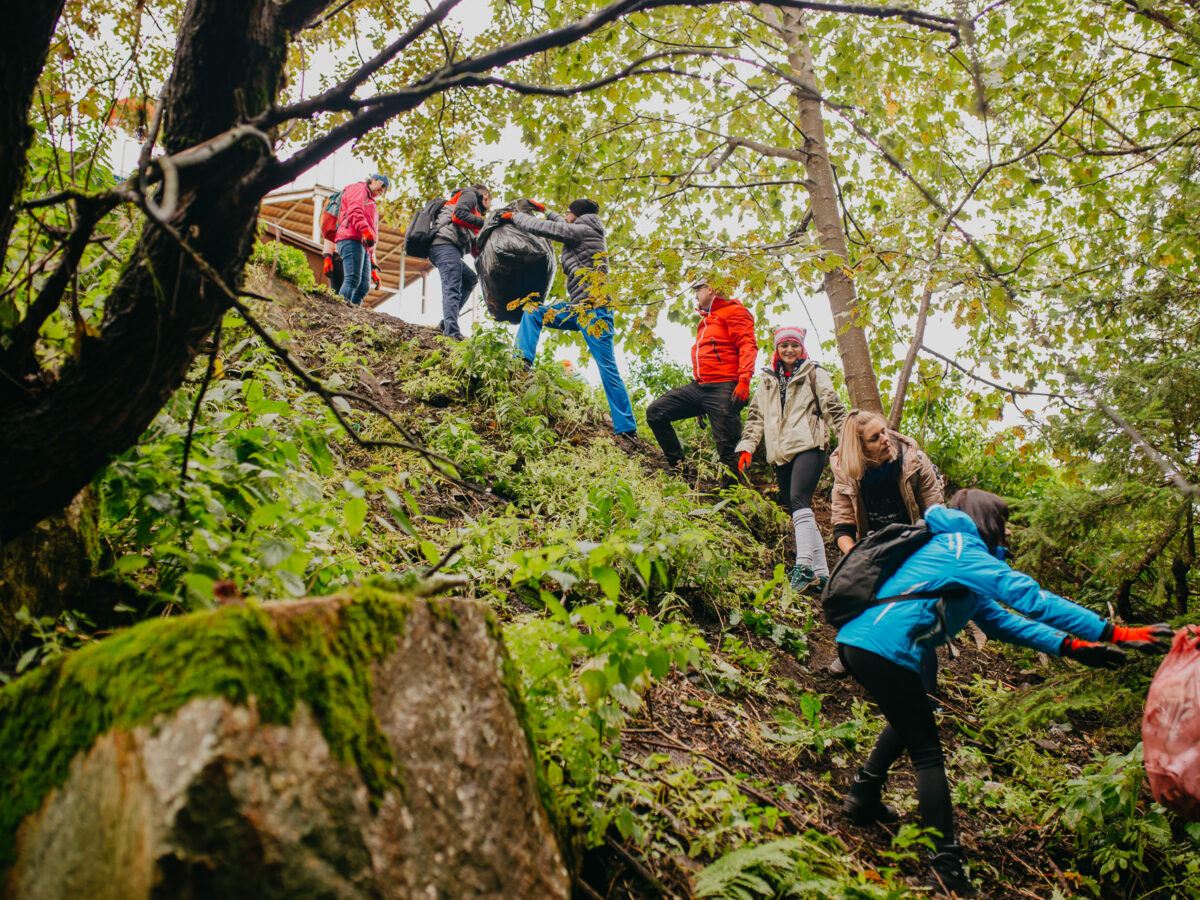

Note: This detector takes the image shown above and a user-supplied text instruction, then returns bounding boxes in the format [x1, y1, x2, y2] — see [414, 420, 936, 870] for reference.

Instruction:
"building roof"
[259, 186, 434, 308]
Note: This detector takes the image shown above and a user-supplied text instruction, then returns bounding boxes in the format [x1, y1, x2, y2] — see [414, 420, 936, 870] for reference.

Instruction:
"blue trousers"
[515, 303, 636, 435]
[336, 239, 371, 306]
[430, 243, 476, 339]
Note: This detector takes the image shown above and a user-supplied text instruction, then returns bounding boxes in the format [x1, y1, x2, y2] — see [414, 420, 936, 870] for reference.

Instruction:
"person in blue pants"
[503, 198, 638, 450]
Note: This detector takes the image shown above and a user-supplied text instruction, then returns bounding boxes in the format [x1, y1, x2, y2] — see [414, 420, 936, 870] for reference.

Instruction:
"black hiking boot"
[840, 768, 900, 826]
[926, 842, 978, 897]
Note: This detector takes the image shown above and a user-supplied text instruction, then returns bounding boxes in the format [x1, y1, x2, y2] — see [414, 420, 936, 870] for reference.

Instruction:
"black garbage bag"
[475, 203, 556, 325]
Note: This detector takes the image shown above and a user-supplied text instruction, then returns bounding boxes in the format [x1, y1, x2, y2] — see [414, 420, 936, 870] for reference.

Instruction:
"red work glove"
[370, 266, 381, 289]
[322, 254, 334, 275]
[500, 211, 513, 220]
[1109, 623, 1174, 655]
[738, 451, 752, 472]
[362, 227, 376, 246]
[1062, 638, 1127, 669]
[732, 380, 750, 404]
[528, 199, 546, 211]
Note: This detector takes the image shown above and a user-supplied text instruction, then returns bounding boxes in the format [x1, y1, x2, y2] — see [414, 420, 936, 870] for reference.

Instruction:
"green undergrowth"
[18, 277, 1189, 897]
[952, 659, 1200, 895]
[0, 588, 410, 870]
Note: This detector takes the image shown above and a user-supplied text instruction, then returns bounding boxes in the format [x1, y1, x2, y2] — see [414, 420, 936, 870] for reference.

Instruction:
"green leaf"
[592, 566, 620, 602]
[343, 496, 367, 537]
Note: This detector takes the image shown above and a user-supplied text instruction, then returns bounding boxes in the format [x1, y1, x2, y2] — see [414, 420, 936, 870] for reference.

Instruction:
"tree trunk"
[1173, 555, 1189, 618]
[0, 489, 99, 643]
[760, 5, 883, 414]
[888, 237, 943, 428]
[0, 0, 294, 540]
[0, 1, 66, 255]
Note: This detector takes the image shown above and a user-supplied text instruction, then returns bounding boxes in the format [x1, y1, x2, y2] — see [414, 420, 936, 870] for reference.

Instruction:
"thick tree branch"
[274, 0, 462, 121]
[2, 1, 68, 254]
[283, 0, 355, 31]
[721, 135, 808, 162]
[180, 321, 222, 487]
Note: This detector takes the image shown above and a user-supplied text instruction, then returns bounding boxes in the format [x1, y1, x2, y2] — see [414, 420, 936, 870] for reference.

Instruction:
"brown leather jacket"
[829, 431, 944, 539]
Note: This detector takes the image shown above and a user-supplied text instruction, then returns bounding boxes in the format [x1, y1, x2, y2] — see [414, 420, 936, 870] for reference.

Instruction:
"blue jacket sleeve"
[972, 596, 1068, 654]
[949, 544, 1107, 640]
[511, 210, 583, 246]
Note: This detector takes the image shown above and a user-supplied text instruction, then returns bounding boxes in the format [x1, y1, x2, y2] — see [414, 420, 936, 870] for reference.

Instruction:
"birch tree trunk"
[761, 5, 883, 414]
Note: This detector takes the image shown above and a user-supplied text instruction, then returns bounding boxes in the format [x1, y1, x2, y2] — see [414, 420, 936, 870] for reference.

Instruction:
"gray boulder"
[1, 590, 567, 900]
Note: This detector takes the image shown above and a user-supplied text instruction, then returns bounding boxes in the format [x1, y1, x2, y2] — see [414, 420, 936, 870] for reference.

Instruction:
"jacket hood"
[925, 504, 1005, 559]
[699, 295, 736, 315]
[574, 212, 604, 232]
[924, 504, 978, 536]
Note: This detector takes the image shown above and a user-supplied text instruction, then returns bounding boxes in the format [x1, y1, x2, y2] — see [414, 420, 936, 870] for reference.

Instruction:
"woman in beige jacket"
[736, 327, 847, 592]
[828, 411, 944, 555]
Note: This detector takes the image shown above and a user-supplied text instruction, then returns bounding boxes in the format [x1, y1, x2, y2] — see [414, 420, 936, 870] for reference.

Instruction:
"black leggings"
[839, 643, 955, 847]
[774, 447, 826, 513]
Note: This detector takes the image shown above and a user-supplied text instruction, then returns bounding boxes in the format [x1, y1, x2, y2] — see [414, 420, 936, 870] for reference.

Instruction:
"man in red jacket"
[646, 278, 758, 475]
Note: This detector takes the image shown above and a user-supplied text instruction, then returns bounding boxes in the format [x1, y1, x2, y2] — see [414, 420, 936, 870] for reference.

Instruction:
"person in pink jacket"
[335, 174, 389, 306]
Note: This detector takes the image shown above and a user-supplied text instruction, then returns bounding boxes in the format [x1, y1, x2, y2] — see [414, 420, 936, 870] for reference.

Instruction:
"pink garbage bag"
[1142, 626, 1200, 820]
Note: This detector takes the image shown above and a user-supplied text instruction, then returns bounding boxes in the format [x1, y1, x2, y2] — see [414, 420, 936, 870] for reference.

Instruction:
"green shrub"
[251, 239, 316, 291]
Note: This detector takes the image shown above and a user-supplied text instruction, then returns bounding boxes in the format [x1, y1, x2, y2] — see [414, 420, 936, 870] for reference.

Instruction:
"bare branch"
[919, 343, 1078, 405]
[1065, 361, 1200, 498]
[180, 321, 222, 487]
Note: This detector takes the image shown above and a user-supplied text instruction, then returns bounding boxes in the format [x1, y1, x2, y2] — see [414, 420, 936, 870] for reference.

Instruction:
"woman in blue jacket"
[836, 489, 1171, 895]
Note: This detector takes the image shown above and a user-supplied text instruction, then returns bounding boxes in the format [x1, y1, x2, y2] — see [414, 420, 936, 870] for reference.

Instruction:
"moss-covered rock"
[0, 590, 568, 899]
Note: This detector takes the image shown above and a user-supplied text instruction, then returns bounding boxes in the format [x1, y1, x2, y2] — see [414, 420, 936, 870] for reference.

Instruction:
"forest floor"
[185, 280, 1168, 897]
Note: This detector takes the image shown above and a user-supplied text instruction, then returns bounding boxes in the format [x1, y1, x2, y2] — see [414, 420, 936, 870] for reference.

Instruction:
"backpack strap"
[807, 366, 822, 418]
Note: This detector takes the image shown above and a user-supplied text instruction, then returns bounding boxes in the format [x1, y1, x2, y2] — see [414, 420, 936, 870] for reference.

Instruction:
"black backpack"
[404, 198, 447, 258]
[820, 520, 937, 627]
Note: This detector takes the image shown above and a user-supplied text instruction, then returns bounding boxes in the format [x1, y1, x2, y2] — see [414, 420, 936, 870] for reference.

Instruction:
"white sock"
[792, 508, 830, 576]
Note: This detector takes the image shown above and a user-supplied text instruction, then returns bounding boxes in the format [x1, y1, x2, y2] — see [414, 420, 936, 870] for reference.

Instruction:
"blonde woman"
[829, 411, 944, 556]
[736, 326, 847, 592]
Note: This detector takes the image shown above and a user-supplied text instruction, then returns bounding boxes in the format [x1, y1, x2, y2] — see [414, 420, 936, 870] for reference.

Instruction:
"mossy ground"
[0, 587, 410, 870]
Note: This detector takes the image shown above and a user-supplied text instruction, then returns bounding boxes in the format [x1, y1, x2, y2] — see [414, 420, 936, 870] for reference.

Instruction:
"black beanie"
[568, 198, 600, 217]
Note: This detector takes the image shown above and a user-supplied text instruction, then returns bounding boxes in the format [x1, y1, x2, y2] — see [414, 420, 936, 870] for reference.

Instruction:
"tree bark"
[0, 1, 67, 255]
[0, 0, 293, 540]
[1172, 555, 1189, 618]
[761, 5, 883, 414]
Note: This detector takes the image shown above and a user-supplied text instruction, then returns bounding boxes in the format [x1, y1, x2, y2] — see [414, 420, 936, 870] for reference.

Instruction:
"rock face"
[1, 591, 568, 900]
